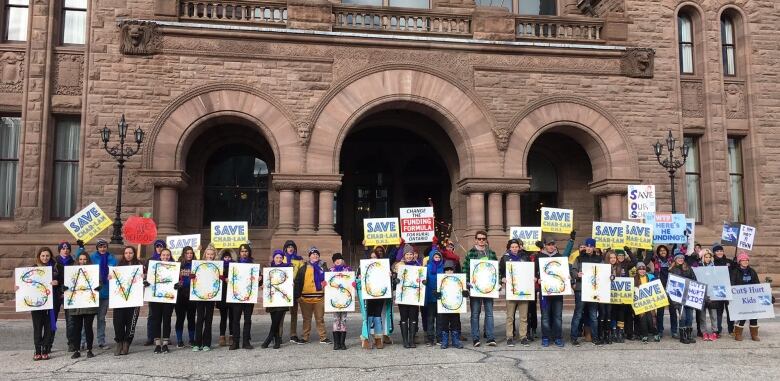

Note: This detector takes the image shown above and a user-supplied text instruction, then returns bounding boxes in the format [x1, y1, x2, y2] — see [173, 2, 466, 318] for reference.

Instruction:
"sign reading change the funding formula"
[210, 222, 248, 249]
[541, 207, 573, 234]
[363, 218, 400, 246]
[63, 202, 113, 243]
[399, 207, 435, 243]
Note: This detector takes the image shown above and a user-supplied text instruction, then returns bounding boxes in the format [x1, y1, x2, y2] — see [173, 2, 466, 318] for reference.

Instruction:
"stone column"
[318, 190, 336, 235]
[466, 192, 485, 232]
[506, 192, 521, 227]
[157, 186, 179, 235]
[487, 192, 503, 235]
[605, 194, 623, 222]
[298, 190, 316, 234]
[276, 189, 295, 234]
[138, 170, 190, 237]
[589, 178, 640, 222]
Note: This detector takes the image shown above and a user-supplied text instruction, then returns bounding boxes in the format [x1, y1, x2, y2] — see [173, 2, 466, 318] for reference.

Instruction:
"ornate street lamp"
[101, 114, 144, 244]
[652, 130, 689, 213]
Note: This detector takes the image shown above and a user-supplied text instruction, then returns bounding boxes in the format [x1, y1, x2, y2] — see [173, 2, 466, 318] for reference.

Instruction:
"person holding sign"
[633, 262, 660, 343]
[89, 239, 117, 350]
[424, 249, 444, 346]
[436, 260, 466, 349]
[463, 231, 498, 347]
[535, 233, 575, 348]
[669, 252, 698, 344]
[569, 238, 601, 347]
[394, 245, 422, 349]
[357, 248, 393, 350]
[144, 239, 167, 347]
[66, 251, 101, 359]
[328, 253, 353, 351]
[111, 246, 144, 356]
[293, 247, 330, 345]
[52, 240, 83, 353]
[174, 247, 197, 348]
[648, 245, 678, 339]
[282, 240, 306, 345]
[25, 248, 56, 360]
[217, 248, 234, 348]
[147, 248, 180, 354]
[193, 244, 219, 352]
[697, 249, 719, 342]
[498, 239, 533, 347]
[712, 244, 734, 338]
[730, 252, 761, 341]
[261, 250, 291, 350]
[229, 244, 260, 350]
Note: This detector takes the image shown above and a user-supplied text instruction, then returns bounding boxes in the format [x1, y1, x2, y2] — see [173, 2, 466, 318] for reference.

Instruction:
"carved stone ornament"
[0, 51, 24, 93]
[492, 126, 510, 151]
[620, 47, 655, 78]
[53, 54, 84, 95]
[119, 20, 160, 56]
[724, 82, 746, 119]
[296, 118, 312, 146]
[681, 80, 704, 118]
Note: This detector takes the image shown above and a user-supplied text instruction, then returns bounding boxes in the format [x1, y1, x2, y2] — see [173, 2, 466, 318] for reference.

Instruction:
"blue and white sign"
[645, 213, 687, 244]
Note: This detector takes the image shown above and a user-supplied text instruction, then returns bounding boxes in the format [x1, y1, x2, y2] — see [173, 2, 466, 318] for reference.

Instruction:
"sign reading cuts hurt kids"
[399, 207, 435, 243]
[363, 218, 400, 246]
[210, 221, 248, 249]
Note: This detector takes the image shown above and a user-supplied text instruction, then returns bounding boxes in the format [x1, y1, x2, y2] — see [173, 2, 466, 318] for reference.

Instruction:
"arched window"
[721, 14, 736, 76]
[678, 13, 694, 74]
[203, 145, 269, 227]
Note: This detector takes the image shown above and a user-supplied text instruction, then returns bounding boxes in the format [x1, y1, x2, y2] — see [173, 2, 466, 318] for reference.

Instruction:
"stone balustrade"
[179, 0, 288, 25]
[515, 15, 603, 41]
[332, 5, 472, 36]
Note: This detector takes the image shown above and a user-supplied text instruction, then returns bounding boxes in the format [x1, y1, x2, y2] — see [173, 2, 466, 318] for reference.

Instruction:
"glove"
[623, 246, 630, 253]
[610, 275, 615, 281]
[434, 291, 441, 299]
[189, 274, 196, 279]
[93, 285, 102, 292]
[461, 290, 469, 297]
[173, 282, 181, 290]
[76, 240, 84, 248]
[62, 285, 69, 291]
[535, 241, 544, 250]
[320, 281, 327, 288]
[570, 230, 576, 240]
[143, 280, 150, 287]
[351, 281, 357, 288]
[219, 275, 226, 282]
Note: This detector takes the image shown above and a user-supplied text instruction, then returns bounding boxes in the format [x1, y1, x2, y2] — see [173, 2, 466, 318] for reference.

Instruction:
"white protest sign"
[226, 263, 260, 304]
[539, 257, 573, 296]
[144, 260, 181, 304]
[360, 259, 391, 300]
[109, 265, 144, 309]
[737, 225, 756, 251]
[395, 265, 426, 306]
[692, 266, 732, 301]
[437, 273, 467, 314]
[190, 260, 223, 302]
[468, 259, 499, 298]
[581, 263, 612, 303]
[63, 265, 100, 309]
[15, 267, 53, 312]
[325, 271, 356, 313]
[728, 283, 775, 321]
[262, 267, 294, 308]
[685, 218, 695, 255]
[505, 262, 535, 301]
[628, 185, 655, 220]
[399, 207, 435, 243]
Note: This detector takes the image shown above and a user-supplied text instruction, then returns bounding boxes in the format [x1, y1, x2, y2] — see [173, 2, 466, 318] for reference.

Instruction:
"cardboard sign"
[262, 267, 294, 308]
[509, 227, 542, 252]
[468, 259, 499, 298]
[63, 202, 113, 243]
[109, 265, 144, 309]
[437, 273, 467, 314]
[541, 207, 573, 234]
[539, 256, 573, 296]
[167, 234, 201, 261]
[632, 279, 669, 314]
[360, 258, 391, 300]
[15, 267, 53, 312]
[667, 274, 707, 311]
[623, 220, 653, 249]
[610, 277, 634, 305]
[728, 283, 775, 321]
[692, 266, 733, 301]
[63, 265, 100, 309]
[226, 263, 260, 304]
[581, 263, 612, 303]
[645, 213, 687, 244]
[628, 185, 655, 220]
[122, 216, 158, 245]
[210, 222, 248, 249]
[363, 218, 400, 246]
[592, 222, 625, 249]
[399, 207, 435, 243]
[190, 260, 223, 302]
[395, 265, 426, 306]
[505, 261, 535, 301]
[144, 260, 180, 304]
[737, 224, 756, 251]
[325, 271, 356, 313]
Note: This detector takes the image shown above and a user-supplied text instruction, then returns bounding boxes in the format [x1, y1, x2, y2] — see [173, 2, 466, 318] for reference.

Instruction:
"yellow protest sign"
[610, 277, 634, 304]
[541, 207, 573, 234]
[623, 220, 653, 250]
[632, 279, 669, 314]
[509, 227, 542, 252]
[592, 222, 625, 249]
[210, 222, 248, 249]
[63, 202, 113, 243]
[363, 218, 400, 246]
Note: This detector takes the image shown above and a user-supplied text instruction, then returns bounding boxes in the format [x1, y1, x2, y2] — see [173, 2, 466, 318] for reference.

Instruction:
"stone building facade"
[0, 0, 778, 298]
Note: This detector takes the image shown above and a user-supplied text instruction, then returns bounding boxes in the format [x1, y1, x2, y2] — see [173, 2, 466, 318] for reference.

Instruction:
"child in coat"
[633, 262, 659, 343]
[437, 260, 466, 349]
[329, 252, 353, 350]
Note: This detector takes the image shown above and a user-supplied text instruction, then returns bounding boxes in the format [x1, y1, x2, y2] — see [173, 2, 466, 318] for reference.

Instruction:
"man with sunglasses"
[534, 231, 575, 348]
[463, 231, 498, 347]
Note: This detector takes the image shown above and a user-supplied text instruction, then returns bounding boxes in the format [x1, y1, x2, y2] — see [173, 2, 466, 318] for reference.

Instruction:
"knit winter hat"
[584, 238, 596, 247]
[96, 238, 108, 248]
[332, 252, 344, 262]
[308, 246, 320, 256]
[712, 244, 724, 252]
[674, 253, 685, 261]
[57, 241, 71, 251]
[272, 249, 284, 260]
[737, 252, 749, 262]
[402, 244, 414, 255]
[153, 239, 166, 248]
[636, 262, 647, 270]
[443, 260, 456, 271]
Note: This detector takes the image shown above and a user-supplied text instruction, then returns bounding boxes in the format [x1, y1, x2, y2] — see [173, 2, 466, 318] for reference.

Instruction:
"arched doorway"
[337, 109, 457, 263]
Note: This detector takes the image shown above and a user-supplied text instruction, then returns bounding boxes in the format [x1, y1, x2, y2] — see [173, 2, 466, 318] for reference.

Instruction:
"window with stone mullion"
[62, 0, 87, 45]
[0, 116, 21, 218]
[727, 137, 745, 223]
[721, 15, 736, 76]
[51, 117, 80, 220]
[4, 0, 28, 42]
[678, 14, 694, 74]
[683, 136, 701, 223]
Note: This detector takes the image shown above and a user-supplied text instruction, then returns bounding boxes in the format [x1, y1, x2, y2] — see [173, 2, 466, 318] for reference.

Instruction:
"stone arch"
[306, 66, 500, 177]
[504, 96, 638, 181]
[144, 83, 302, 173]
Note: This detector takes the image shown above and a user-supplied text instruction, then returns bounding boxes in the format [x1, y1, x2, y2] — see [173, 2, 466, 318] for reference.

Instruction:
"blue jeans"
[675, 304, 694, 328]
[541, 296, 563, 340]
[469, 297, 494, 341]
[369, 317, 383, 337]
[97, 299, 109, 346]
[424, 303, 438, 341]
[570, 297, 598, 339]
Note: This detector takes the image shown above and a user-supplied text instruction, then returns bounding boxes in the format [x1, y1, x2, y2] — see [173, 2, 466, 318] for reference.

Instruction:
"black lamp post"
[652, 130, 689, 213]
[101, 114, 144, 244]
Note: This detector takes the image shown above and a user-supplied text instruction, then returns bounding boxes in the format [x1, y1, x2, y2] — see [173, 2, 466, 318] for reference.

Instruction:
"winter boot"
[687, 327, 696, 344]
[409, 322, 418, 348]
[374, 336, 384, 349]
[583, 326, 592, 342]
[121, 341, 130, 355]
[606, 326, 613, 345]
[678, 328, 686, 344]
[440, 331, 450, 349]
[749, 326, 760, 341]
[261, 334, 273, 349]
[273, 335, 282, 349]
[229, 337, 239, 350]
[361, 337, 371, 349]
[153, 339, 162, 354]
[593, 322, 604, 346]
[734, 326, 744, 341]
[114, 342, 122, 356]
[452, 331, 464, 348]
[332, 332, 339, 350]
[242, 339, 254, 350]
[227, 335, 234, 347]
[400, 322, 410, 348]
[218, 335, 226, 347]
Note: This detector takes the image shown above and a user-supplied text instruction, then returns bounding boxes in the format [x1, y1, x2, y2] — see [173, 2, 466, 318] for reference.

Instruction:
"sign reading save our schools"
[210, 222, 248, 249]
[632, 279, 669, 314]
[363, 218, 400, 246]
[63, 202, 113, 243]
[622, 221, 653, 249]
[728, 283, 775, 321]
[627, 185, 655, 220]
[509, 227, 542, 252]
[592, 222, 625, 249]
[645, 213, 687, 244]
[540, 207, 573, 234]
[399, 207, 435, 243]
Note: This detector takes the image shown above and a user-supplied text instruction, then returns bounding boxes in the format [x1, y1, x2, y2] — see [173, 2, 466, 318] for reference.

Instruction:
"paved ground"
[1, 311, 778, 381]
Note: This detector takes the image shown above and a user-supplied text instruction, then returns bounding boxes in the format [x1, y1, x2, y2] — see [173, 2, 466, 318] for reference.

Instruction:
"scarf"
[505, 251, 521, 262]
[56, 254, 74, 267]
[238, 257, 253, 264]
[331, 265, 351, 272]
[270, 260, 291, 268]
[310, 260, 325, 291]
[43, 260, 58, 332]
[285, 252, 302, 264]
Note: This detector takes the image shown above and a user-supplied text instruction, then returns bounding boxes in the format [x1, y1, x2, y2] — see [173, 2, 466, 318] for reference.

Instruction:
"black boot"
[605, 324, 613, 345]
[229, 336, 239, 350]
[273, 335, 281, 349]
[332, 332, 339, 350]
[400, 322, 410, 349]
[243, 340, 254, 350]
[686, 327, 696, 344]
[341, 332, 348, 350]
[261, 334, 273, 349]
[593, 322, 603, 346]
[678, 328, 686, 344]
[409, 322, 418, 348]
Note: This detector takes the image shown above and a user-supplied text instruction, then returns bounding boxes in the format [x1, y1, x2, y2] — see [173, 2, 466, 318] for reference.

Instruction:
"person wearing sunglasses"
[463, 231, 498, 347]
